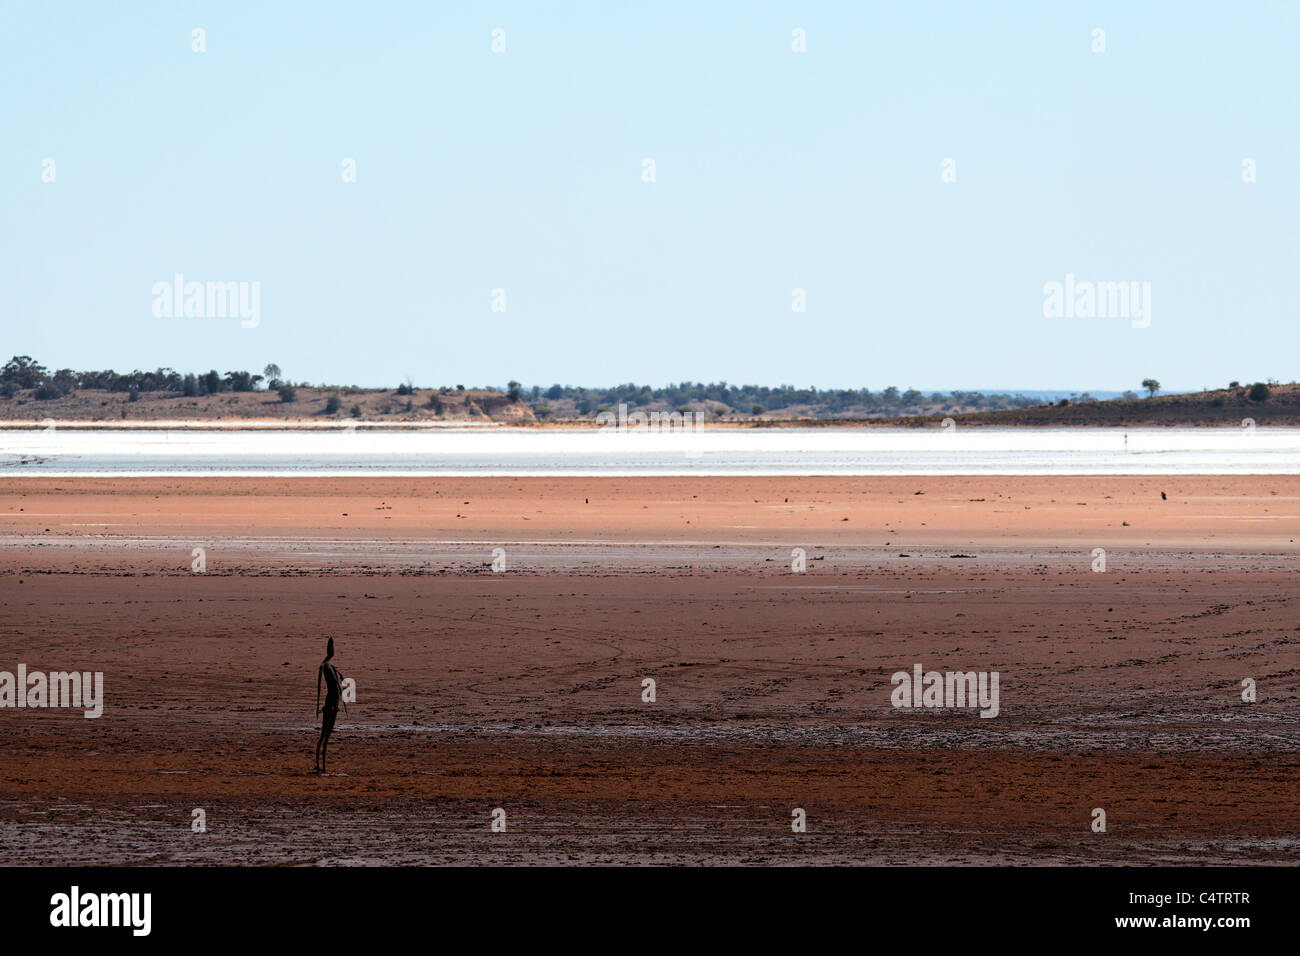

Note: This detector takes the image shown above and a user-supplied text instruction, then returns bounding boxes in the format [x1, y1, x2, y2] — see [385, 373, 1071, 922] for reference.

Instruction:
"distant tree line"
[522, 381, 1047, 415]
[6, 356, 1277, 414]
[2, 358, 1043, 412]
[0, 356, 280, 400]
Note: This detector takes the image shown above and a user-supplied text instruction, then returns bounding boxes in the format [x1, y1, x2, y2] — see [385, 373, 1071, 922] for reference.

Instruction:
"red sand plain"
[0, 476, 1296, 865]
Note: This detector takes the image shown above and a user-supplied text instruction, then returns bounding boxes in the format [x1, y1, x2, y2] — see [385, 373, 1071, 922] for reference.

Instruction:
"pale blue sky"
[3, 1, 1297, 391]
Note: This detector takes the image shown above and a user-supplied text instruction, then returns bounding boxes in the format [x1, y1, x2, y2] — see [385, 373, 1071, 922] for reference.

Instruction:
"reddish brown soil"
[0, 476, 1296, 865]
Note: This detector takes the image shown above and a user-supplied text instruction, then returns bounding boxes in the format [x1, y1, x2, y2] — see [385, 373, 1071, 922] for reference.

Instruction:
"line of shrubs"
[0, 356, 300, 402]
[1, 356, 280, 400]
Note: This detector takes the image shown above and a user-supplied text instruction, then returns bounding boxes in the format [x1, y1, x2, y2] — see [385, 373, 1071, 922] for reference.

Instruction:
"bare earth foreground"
[0, 476, 1296, 865]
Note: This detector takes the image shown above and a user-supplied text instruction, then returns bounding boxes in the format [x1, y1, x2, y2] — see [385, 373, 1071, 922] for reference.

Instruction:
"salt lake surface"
[1, 426, 1296, 475]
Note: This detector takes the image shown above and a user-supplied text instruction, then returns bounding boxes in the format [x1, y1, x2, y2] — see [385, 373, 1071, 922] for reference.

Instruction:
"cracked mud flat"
[0, 476, 1297, 865]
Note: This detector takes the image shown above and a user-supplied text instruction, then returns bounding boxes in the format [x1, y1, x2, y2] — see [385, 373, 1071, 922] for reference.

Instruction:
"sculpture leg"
[320, 707, 337, 772]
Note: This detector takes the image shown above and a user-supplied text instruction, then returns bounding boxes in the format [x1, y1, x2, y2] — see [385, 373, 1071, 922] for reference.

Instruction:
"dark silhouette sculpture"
[315, 637, 347, 772]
